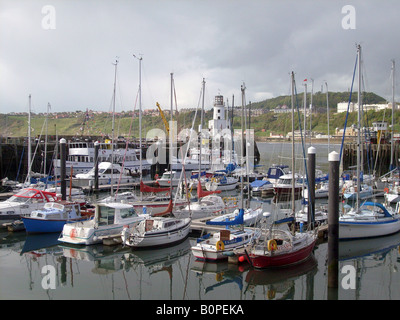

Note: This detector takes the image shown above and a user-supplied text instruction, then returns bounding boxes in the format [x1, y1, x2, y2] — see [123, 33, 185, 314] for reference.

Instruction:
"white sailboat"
[339, 45, 400, 240]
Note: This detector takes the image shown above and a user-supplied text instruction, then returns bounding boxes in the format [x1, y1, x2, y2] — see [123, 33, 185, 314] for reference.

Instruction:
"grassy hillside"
[0, 91, 395, 139]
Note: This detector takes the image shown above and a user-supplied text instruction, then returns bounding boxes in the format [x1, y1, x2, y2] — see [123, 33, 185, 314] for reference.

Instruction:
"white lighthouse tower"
[208, 95, 230, 136]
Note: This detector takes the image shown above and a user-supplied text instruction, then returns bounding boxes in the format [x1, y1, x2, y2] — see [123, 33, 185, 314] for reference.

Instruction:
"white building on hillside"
[337, 102, 397, 113]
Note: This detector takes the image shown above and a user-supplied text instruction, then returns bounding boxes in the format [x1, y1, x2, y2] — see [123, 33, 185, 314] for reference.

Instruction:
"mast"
[170, 72, 174, 196]
[133, 54, 143, 178]
[325, 81, 330, 153]
[111, 58, 118, 196]
[304, 81, 307, 145]
[28, 94, 32, 183]
[241, 83, 246, 210]
[199, 78, 205, 180]
[44, 102, 50, 177]
[231, 94, 234, 164]
[291, 72, 295, 216]
[391, 60, 395, 170]
[356, 44, 362, 210]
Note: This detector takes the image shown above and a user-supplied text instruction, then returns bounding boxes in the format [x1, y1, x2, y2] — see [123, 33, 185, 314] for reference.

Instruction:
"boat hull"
[339, 218, 400, 240]
[191, 229, 257, 261]
[247, 239, 317, 268]
[123, 220, 191, 249]
[274, 186, 302, 196]
[59, 218, 144, 245]
[22, 217, 87, 233]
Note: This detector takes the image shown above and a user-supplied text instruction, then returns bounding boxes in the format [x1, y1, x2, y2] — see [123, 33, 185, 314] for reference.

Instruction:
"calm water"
[2, 142, 400, 300]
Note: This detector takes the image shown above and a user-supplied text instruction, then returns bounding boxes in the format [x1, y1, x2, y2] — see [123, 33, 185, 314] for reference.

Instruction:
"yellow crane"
[156, 102, 170, 134]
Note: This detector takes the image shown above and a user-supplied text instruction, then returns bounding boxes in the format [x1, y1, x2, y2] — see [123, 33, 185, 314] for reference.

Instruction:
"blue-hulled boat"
[22, 201, 93, 234]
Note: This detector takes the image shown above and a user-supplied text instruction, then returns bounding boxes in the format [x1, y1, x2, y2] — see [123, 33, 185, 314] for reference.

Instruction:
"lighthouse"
[208, 95, 230, 136]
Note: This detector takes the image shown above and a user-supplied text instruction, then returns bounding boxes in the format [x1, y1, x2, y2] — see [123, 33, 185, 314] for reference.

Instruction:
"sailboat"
[120, 72, 191, 249]
[339, 45, 400, 240]
[244, 72, 317, 268]
[191, 83, 261, 261]
[120, 199, 191, 248]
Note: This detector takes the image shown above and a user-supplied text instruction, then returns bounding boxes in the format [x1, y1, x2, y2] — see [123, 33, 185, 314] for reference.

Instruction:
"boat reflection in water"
[339, 232, 400, 261]
[338, 232, 400, 299]
[244, 254, 318, 300]
[20, 233, 61, 255]
[191, 260, 249, 296]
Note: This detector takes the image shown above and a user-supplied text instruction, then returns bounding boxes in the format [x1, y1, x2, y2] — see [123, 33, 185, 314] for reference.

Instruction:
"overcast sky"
[1, 0, 399, 114]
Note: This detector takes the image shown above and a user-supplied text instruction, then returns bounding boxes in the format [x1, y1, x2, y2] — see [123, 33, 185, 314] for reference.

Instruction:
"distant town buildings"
[336, 102, 397, 113]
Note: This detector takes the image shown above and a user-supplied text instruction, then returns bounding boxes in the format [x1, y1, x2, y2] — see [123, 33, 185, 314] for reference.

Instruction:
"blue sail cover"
[206, 208, 244, 226]
[361, 201, 393, 218]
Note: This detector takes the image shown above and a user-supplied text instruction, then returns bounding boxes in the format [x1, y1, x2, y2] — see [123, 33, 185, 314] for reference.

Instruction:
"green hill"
[0, 91, 394, 140]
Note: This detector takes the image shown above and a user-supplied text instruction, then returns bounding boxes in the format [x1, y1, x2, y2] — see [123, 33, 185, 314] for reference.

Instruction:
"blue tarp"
[250, 180, 272, 188]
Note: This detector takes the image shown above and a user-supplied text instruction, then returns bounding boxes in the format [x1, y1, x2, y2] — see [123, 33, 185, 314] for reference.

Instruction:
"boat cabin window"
[164, 221, 176, 228]
[98, 206, 116, 226]
[120, 207, 137, 219]
[103, 169, 121, 175]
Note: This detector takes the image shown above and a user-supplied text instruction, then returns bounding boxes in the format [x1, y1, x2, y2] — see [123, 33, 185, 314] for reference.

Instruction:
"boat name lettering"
[223, 237, 242, 245]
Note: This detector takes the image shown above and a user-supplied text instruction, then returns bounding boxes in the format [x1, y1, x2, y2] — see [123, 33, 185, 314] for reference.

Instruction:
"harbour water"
[2, 142, 400, 301]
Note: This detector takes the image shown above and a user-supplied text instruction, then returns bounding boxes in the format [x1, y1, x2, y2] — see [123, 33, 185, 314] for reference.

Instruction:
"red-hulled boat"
[244, 225, 317, 268]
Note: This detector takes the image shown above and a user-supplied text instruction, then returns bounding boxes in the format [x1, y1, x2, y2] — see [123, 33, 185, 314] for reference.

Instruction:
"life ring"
[70, 228, 77, 239]
[154, 174, 159, 180]
[384, 187, 389, 193]
[216, 240, 225, 251]
[267, 239, 277, 251]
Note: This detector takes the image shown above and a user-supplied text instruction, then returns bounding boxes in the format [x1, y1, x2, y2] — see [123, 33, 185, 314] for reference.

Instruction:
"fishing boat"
[21, 201, 92, 233]
[72, 162, 136, 188]
[0, 188, 60, 226]
[58, 202, 148, 245]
